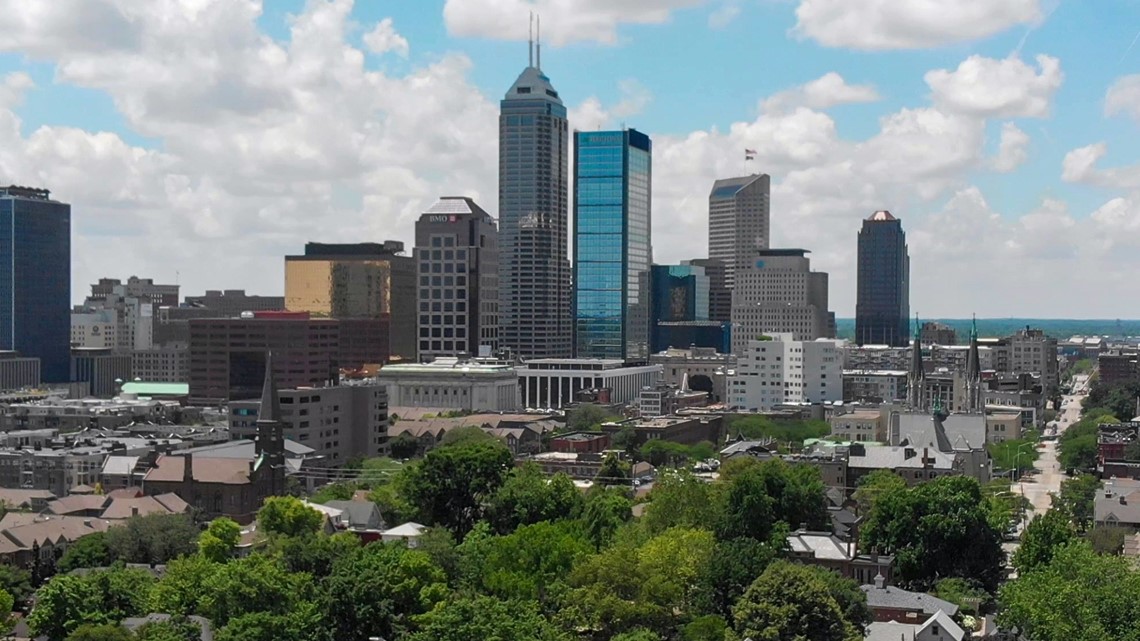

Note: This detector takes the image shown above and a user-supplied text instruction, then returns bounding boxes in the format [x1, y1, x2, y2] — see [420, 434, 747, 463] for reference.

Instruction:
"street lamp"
[1013, 442, 1034, 484]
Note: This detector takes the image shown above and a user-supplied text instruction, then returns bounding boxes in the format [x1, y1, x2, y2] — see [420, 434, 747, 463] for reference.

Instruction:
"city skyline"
[1, 1, 1139, 317]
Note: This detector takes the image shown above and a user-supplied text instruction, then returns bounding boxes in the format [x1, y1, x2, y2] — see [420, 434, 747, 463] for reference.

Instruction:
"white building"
[376, 358, 518, 412]
[517, 359, 661, 410]
[71, 294, 154, 352]
[842, 369, 909, 403]
[730, 249, 834, 352]
[730, 335, 842, 411]
[708, 174, 770, 288]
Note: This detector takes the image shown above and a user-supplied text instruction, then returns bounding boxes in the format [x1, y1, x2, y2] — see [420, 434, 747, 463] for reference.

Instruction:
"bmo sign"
[428, 215, 459, 223]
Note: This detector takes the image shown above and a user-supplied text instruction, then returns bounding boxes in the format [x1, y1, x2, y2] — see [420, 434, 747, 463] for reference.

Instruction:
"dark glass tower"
[856, 210, 909, 347]
[498, 44, 572, 359]
[0, 186, 71, 382]
[573, 129, 652, 361]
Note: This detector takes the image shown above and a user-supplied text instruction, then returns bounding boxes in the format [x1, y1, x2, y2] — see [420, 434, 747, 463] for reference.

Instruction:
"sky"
[1, 0, 1139, 318]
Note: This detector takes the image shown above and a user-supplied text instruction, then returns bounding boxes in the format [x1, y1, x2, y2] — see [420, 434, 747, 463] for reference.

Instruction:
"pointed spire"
[536, 14, 542, 70]
[257, 350, 280, 424]
[528, 12, 534, 68]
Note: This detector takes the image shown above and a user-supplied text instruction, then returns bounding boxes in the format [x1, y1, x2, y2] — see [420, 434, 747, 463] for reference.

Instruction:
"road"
[1013, 373, 1091, 520]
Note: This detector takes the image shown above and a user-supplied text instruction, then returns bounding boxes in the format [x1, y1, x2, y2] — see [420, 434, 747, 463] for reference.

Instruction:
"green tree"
[0, 587, 13, 635]
[612, 629, 661, 641]
[1058, 434, 1099, 471]
[198, 554, 313, 627]
[400, 439, 513, 536]
[439, 425, 496, 447]
[135, 616, 204, 641]
[692, 531, 785, 617]
[1088, 524, 1129, 555]
[641, 469, 725, 535]
[567, 404, 615, 431]
[852, 469, 906, 517]
[148, 554, 218, 617]
[1083, 378, 1140, 421]
[84, 567, 156, 623]
[104, 513, 199, 565]
[580, 489, 632, 549]
[1052, 474, 1101, 531]
[480, 521, 591, 603]
[28, 574, 108, 640]
[257, 496, 324, 538]
[988, 437, 1040, 475]
[931, 578, 990, 616]
[57, 532, 112, 573]
[64, 624, 134, 641]
[1012, 510, 1076, 573]
[595, 452, 630, 486]
[213, 602, 323, 641]
[389, 433, 420, 459]
[308, 481, 359, 504]
[731, 561, 862, 641]
[198, 517, 241, 562]
[323, 542, 449, 641]
[681, 615, 727, 641]
[406, 594, 569, 641]
[272, 532, 361, 578]
[717, 458, 828, 541]
[860, 475, 1004, 591]
[0, 564, 31, 605]
[999, 541, 1140, 641]
[485, 463, 583, 534]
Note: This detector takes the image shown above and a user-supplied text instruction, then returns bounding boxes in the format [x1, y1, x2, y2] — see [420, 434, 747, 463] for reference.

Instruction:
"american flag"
[745, 148, 757, 160]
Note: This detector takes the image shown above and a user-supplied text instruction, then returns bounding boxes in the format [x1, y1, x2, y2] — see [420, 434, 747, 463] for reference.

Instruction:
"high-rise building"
[0, 186, 71, 382]
[414, 197, 499, 360]
[708, 174, 770, 287]
[649, 264, 728, 353]
[184, 290, 284, 315]
[855, 210, 910, 347]
[729, 334, 842, 411]
[285, 241, 415, 365]
[730, 249, 835, 353]
[498, 40, 572, 359]
[684, 258, 730, 323]
[88, 277, 179, 308]
[573, 129, 652, 361]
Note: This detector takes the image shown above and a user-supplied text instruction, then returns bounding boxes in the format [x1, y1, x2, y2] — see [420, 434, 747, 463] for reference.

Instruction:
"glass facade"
[573, 130, 652, 361]
[855, 212, 910, 347]
[0, 188, 71, 382]
[498, 65, 572, 359]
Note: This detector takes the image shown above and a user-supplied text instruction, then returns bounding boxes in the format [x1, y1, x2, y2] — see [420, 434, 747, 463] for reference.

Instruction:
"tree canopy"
[401, 439, 514, 536]
[731, 561, 864, 641]
[257, 497, 324, 538]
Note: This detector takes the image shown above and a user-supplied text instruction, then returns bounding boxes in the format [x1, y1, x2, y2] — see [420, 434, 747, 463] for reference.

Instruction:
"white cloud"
[762, 72, 880, 114]
[363, 18, 409, 57]
[925, 54, 1062, 118]
[442, 0, 710, 45]
[1105, 74, 1140, 122]
[792, 0, 1041, 50]
[1062, 143, 1140, 189]
[569, 79, 653, 131]
[708, 2, 740, 29]
[991, 122, 1029, 172]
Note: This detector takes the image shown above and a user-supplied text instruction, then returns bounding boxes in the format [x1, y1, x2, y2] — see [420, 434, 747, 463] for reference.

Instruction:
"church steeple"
[907, 314, 926, 410]
[964, 314, 983, 412]
[255, 351, 285, 496]
[257, 350, 280, 424]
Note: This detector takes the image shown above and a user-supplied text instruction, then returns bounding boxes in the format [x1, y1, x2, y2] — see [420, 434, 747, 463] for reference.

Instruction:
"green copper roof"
[121, 382, 189, 396]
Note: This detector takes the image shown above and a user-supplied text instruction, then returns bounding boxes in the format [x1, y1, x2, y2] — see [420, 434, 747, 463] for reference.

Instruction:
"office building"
[684, 258, 730, 323]
[516, 359, 661, 410]
[414, 197, 499, 360]
[230, 382, 389, 462]
[0, 352, 40, 391]
[0, 186, 70, 382]
[708, 174, 770, 287]
[730, 249, 835, 353]
[184, 290, 284, 315]
[188, 312, 339, 405]
[285, 241, 415, 364]
[855, 211, 909, 347]
[71, 289, 154, 352]
[729, 335, 842, 411]
[921, 321, 958, 346]
[842, 370, 909, 404]
[377, 358, 519, 412]
[573, 129, 652, 360]
[88, 277, 178, 308]
[70, 348, 133, 398]
[498, 40, 572, 359]
[131, 347, 189, 383]
[649, 264, 711, 353]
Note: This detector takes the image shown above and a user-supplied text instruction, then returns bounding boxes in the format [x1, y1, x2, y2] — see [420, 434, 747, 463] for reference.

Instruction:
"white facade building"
[377, 358, 519, 412]
[730, 249, 834, 353]
[730, 335, 842, 411]
[517, 359, 662, 410]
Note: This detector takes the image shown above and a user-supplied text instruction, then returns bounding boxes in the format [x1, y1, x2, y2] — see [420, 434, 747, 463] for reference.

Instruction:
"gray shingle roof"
[861, 584, 959, 617]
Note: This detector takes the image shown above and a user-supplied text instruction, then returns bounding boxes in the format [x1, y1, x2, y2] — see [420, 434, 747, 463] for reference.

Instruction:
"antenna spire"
[536, 14, 542, 70]
[528, 12, 534, 68]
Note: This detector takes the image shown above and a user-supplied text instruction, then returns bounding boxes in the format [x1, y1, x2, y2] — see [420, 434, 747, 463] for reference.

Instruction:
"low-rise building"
[730, 335, 842, 411]
[0, 396, 194, 431]
[377, 358, 518, 411]
[229, 383, 388, 463]
[861, 577, 959, 623]
[638, 380, 708, 417]
[865, 611, 965, 641]
[786, 528, 895, 586]
[829, 408, 887, 442]
[649, 346, 732, 404]
[131, 346, 189, 383]
[0, 352, 40, 391]
[1094, 478, 1140, 530]
[601, 414, 723, 447]
[0, 514, 114, 569]
[517, 359, 661, 410]
[527, 451, 607, 479]
[842, 370, 907, 404]
[70, 348, 133, 398]
[550, 431, 611, 454]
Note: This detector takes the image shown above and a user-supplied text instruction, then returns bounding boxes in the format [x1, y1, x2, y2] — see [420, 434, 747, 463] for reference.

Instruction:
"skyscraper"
[414, 197, 499, 360]
[730, 249, 835, 354]
[498, 35, 572, 359]
[572, 129, 652, 360]
[708, 174, 770, 287]
[0, 186, 70, 382]
[855, 210, 910, 347]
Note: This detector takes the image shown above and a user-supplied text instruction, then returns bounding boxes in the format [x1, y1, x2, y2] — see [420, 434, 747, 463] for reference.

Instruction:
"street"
[1013, 373, 1091, 520]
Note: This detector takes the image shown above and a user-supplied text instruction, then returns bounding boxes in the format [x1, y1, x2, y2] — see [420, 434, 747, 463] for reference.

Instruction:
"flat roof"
[121, 382, 189, 396]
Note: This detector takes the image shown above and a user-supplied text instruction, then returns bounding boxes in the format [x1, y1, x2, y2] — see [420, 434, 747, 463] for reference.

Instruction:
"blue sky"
[0, 0, 1137, 317]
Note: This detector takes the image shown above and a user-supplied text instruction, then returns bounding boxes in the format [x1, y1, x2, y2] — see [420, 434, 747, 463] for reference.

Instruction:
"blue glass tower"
[498, 43, 572, 359]
[0, 186, 71, 382]
[573, 129, 652, 361]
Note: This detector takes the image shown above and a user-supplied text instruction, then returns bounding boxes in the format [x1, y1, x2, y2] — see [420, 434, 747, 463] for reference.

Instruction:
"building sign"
[428, 215, 459, 223]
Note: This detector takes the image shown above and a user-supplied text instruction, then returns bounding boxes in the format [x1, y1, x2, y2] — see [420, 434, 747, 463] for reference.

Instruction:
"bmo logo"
[429, 215, 459, 223]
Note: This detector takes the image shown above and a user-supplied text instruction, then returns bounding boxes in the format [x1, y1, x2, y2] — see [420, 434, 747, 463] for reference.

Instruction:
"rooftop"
[120, 382, 189, 396]
[861, 583, 959, 617]
[866, 209, 898, 222]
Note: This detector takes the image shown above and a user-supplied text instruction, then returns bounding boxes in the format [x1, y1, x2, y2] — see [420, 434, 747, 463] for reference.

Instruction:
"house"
[1094, 478, 1140, 530]
[786, 529, 895, 586]
[0, 489, 56, 512]
[46, 494, 113, 517]
[0, 515, 114, 569]
[864, 610, 964, 641]
[861, 575, 959, 623]
[381, 522, 427, 547]
[325, 500, 386, 542]
[46, 492, 189, 520]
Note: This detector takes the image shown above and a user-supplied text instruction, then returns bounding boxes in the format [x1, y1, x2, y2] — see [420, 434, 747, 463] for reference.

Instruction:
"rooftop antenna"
[528, 12, 534, 68]
[536, 14, 542, 70]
